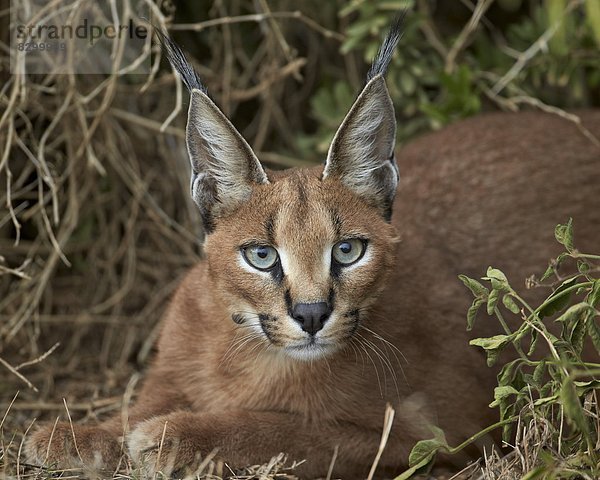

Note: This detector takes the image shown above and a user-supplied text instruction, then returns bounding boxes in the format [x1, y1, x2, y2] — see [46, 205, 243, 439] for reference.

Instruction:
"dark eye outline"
[331, 238, 368, 267]
[241, 244, 280, 271]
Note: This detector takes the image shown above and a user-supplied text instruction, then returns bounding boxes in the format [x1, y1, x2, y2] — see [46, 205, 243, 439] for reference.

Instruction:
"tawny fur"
[26, 111, 600, 479]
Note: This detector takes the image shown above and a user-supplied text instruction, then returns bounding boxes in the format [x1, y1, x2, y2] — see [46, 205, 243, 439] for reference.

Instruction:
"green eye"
[242, 245, 279, 270]
[332, 239, 366, 265]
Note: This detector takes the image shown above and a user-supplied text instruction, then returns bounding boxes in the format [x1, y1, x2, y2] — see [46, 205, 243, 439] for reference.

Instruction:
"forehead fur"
[205, 165, 393, 249]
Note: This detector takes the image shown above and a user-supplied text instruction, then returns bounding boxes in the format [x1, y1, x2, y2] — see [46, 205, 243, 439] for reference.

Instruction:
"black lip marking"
[260, 324, 275, 342]
[232, 314, 245, 325]
[343, 309, 360, 337]
[259, 314, 278, 343]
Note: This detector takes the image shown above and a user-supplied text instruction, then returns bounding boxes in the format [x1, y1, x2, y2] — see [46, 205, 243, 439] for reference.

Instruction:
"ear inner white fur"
[186, 89, 269, 230]
[323, 76, 399, 219]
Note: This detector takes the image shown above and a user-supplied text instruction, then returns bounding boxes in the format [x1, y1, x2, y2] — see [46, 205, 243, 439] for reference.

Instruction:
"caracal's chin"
[282, 339, 341, 361]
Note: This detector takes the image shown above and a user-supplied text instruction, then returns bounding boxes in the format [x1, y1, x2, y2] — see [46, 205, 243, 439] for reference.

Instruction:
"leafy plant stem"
[446, 416, 518, 454]
[572, 253, 600, 261]
[454, 220, 600, 478]
[531, 283, 592, 319]
[525, 317, 569, 376]
[494, 307, 529, 362]
[571, 367, 600, 377]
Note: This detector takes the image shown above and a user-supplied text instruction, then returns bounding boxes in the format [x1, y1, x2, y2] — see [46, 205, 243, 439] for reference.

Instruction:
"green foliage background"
[172, 0, 600, 162]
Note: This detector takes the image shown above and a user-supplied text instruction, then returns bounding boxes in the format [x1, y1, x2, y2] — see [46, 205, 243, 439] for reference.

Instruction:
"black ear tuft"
[154, 28, 207, 93]
[366, 13, 404, 82]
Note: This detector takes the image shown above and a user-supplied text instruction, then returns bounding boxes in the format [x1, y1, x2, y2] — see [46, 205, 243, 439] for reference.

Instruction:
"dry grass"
[478, 390, 600, 480]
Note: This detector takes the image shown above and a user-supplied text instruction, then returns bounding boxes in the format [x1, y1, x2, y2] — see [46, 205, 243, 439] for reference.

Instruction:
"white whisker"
[360, 324, 409, 389]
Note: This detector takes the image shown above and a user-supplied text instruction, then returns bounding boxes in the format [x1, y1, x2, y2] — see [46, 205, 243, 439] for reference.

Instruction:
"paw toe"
[24, 423, 122, 471]
[128, 416, 201, 477]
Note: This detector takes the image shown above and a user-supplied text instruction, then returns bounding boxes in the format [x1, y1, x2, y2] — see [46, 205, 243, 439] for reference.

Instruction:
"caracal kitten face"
[206, 168, 398, 361]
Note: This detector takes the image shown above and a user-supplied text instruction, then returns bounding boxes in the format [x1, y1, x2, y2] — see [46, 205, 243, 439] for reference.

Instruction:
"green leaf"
[393, 454, 435, 480]
[458, 275, 488, 298]
[407, 439, 442, 467]
[538, 277, 578, 318]
[484, 267, 510, 291]
[470, 335, 511, 350]
[552, 339, 572, 358]
[540, 263, 555, 282]
[577, 259, 590, 274]
[588, 279, 600, 307]
[502, 294, 520, 314]
[485, 349, 500, 367]
[395, 428, 449, 480]
[528, 329, 539, 355]
[466, 298, 484, 331]
[494, 385, 520, 398]
[560, 378, 589, 435]
[574, 380, 600, 396]
[587, 316, 600, 355]
[533, 394, 559, 406]
[540, 382, 554, 399]
[569, 318, 586, 355]
[487, 289, 500, 315]
[555, 302, 593, 325]
[554, 218, 574, 251]
[548, 364, 564, 384]
[489, 385, 520, 407]
[533, 360, 546, 386]
[554, 252, 569, 271]
[497, 359, 520, 387]
[501, 403, 516, 441]
[407, 427, 448, 467]
[471, 335, 511, 367]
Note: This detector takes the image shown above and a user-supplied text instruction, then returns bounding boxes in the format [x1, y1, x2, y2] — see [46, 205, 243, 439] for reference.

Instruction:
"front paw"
[25, 422, 122, 471]
[128, 412, 216, 478]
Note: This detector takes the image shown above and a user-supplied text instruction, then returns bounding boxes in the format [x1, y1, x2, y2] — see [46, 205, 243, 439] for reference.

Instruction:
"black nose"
[291, 302, 331, 335]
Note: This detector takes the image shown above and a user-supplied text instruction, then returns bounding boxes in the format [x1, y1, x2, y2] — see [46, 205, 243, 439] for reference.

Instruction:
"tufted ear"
[185, 91, 269, 231]
[322, 18, 402, 220]
[158, 30, 268, 233]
